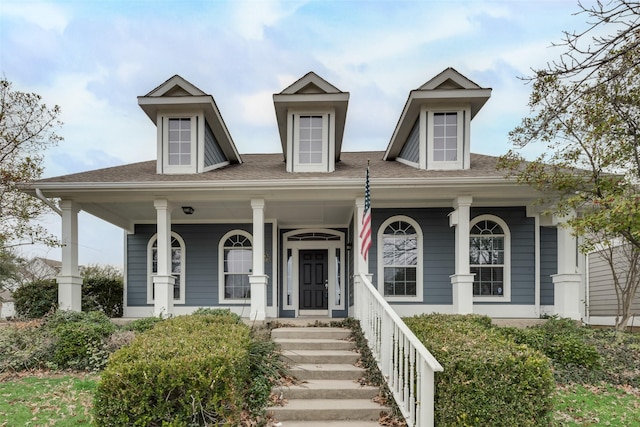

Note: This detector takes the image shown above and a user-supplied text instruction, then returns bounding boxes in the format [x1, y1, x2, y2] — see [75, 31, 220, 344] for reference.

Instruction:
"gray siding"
[588, 247, 640, 316]
[398, 119, 419, 164]
[540, 227, 557, 305]
[204, 121, 228, 168]
[127, 223, 273, 307]
[369, 206, 538, 305]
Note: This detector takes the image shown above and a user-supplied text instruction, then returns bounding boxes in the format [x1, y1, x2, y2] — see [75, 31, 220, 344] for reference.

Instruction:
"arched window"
[219, 231, 253, 301]
[377, 216, 423, 301]
[147, 232, 186, 304]
[470, 215, 511, 301]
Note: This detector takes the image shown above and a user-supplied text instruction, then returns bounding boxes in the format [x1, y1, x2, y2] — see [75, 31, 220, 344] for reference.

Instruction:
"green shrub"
[120, 316, 164, 333]
[12, 280, 57, 318]
[82, 276, 123, 317]
[94, 314, 254, 426]
[500, 317, 600, 369]
[404, 314, 555, 427]
[192, 307, 242, 323]
[43, 310, 116, 371]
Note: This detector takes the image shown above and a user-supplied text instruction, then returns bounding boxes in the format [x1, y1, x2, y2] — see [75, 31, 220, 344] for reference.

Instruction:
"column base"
[57, 275, 83, 312]
[249, 275, 269, 321]
[552, 273, 582, 320]
[153, 275, 176, 318]
[450, 274, 475, 314]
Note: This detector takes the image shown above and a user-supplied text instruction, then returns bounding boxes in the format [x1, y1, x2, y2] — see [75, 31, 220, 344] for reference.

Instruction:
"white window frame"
[160, 113, 200, 174]
[470, 214, 511, 302]
[218, 230, 253, 304]
[147, 231, 186, 304]
[377, 216, 423, 302]
[421, 106, 469, 170]
[287, 108, 335, 173]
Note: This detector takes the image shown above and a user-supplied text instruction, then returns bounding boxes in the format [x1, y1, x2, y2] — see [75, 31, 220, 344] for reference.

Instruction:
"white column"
[250, 199, 268, 321]
[153, 199, 175, 318]
[552, 215, 581, 320]
[58, 200, 82, 311]
[449, 196, 474, 314]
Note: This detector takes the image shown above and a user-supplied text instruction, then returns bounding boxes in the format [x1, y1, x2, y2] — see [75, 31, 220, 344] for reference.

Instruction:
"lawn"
[0, 372, 98, 426]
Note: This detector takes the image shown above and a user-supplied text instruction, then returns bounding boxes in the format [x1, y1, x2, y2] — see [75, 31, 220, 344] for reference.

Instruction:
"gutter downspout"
[35, 188, 62, 216]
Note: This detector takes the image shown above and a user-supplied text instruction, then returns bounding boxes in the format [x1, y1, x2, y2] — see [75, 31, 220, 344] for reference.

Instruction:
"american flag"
[359, 163, 372, 261]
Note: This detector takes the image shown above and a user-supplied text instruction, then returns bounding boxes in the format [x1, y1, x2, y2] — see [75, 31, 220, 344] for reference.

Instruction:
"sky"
[0, 0, 594, 267]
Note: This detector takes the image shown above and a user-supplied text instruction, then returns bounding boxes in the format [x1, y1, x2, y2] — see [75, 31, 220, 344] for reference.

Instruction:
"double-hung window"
[162, 116, 197, 173]
[422, 108, 467, 170]
[469, 215, 511, 301]
[378, 216, 423, 302]
[289, 111, 334, 172]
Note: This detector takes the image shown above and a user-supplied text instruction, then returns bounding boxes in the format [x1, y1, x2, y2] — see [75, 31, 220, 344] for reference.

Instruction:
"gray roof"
[35, 151, 505, 185]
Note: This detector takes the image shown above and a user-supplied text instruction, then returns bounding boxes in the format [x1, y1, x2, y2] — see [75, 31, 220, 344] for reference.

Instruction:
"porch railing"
[353, 273, 443, 427]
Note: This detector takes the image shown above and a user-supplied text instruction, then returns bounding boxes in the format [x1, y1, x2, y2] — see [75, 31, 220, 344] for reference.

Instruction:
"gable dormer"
[384, 68, 491, 171]
[273, 72, 349, 173]
[138, 75, 241, 174]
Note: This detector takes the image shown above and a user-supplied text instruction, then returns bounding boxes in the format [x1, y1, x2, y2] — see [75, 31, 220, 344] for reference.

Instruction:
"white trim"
[146, 231, 186, 304]
[218, 229, 254, 304]
[377, 215, 424, 302]
[282, 229, 346, 315]
[161, 113, 200, 174]
[424, 108, 467, 170]
[470, 214, 511, 303]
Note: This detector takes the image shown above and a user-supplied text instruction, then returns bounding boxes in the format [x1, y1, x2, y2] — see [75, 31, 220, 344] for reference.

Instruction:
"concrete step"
[274, 338, 355, 351]
[281, 349, 360, 365]
[289, 363, 365, 381]
[268, 398, 388, 421]
[271, 327, 352, 340]
[276, 422, 382, 427]
[274, 379, 379, 400]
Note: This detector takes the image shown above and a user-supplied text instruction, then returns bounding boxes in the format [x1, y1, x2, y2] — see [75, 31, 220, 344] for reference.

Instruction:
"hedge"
[404, 314, 555, 427]
[93, 312, 254, 426]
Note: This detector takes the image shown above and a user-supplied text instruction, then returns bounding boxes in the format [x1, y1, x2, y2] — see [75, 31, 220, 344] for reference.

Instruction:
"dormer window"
[273, 72, 349, 174]
[385, 68, 491, 172]
[164, 116, 197, 172]
[138, 75, 242, 175]
[291, 111, 333, 172]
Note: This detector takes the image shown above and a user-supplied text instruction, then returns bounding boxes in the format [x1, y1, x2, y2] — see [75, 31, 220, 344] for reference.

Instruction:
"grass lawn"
[0, 372, 98, 426]
[553, 383, 640, 426]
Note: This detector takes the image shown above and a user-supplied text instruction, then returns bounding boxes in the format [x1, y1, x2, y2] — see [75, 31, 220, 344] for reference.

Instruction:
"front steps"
[268, 327, 388, 425]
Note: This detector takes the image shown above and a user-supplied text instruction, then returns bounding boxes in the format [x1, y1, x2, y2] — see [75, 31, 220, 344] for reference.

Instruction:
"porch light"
[181, 206, 195, 215]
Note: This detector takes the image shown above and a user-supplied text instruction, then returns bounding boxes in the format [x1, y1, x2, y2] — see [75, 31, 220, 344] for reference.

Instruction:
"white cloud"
[238, 90, 278, 126]
[231, 0, 307, 40]
[2, 0, 69, 33]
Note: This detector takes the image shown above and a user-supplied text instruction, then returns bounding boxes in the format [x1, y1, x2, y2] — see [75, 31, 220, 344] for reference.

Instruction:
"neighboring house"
[1, 257, 62, 319]
[23, 68, 585, 321]
[587, 245, 640, 327]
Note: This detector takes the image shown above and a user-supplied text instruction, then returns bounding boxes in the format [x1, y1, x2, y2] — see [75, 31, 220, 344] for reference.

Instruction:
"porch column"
[57, 200, 82, 311]
[250, 199, 268, 321]
[449, 196, 474, 314]
[552, 215, 581, 320]
[153, 199, 175, 318]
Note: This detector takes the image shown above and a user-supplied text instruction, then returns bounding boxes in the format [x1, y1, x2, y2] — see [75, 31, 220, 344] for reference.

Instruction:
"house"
[24, 68, 585, 321]
[587, 244, 640, 327]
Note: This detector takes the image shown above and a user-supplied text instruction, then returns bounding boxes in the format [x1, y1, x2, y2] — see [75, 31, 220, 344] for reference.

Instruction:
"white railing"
[354, 273, 443, 427]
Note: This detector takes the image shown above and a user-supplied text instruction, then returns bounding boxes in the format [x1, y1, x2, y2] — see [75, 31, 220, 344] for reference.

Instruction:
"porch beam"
[58, 200, 82, 311]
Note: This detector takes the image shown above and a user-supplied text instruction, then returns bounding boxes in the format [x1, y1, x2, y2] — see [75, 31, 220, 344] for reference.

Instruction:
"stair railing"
[354, 273, 443, 427]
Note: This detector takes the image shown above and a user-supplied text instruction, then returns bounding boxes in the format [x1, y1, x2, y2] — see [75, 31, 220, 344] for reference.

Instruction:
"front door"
[299, 249, 328, 310]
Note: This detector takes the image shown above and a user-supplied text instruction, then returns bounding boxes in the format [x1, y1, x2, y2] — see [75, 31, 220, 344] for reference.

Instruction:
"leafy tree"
[0, 78, 62, 249]
[499, 0, 640, 330]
